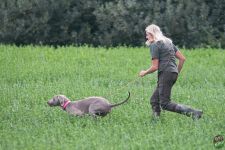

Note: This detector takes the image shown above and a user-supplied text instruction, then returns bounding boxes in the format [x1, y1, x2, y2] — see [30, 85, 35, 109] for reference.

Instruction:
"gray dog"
[47, 92, 130, 117]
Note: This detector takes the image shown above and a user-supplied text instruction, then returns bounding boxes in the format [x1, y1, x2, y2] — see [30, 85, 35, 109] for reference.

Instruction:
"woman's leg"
[150, 86, 161, 117]
[158, 71, 178, 111]
[150, 72, 162, 117]
[158, 72, 203, 119]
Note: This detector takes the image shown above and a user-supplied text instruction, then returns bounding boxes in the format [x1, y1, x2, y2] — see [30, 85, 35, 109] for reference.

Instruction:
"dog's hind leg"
[88, 103, 109, 117]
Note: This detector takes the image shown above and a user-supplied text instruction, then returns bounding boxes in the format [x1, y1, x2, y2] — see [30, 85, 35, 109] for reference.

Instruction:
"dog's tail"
[110, 91, 130, 108]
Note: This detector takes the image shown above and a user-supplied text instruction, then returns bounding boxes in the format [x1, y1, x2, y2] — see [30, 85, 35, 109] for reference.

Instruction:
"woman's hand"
[139, 70, 147, 77]
[139, 59, 158, 77]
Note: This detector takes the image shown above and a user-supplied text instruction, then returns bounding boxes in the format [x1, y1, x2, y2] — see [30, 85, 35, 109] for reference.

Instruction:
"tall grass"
[0, 45, 224, 150]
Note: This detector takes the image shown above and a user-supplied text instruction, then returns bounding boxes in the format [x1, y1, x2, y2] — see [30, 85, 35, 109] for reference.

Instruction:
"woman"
[139, 24, 203, 120]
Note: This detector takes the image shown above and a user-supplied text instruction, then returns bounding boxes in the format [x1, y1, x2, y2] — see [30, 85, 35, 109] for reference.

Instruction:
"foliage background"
[0, 0, 224, 48]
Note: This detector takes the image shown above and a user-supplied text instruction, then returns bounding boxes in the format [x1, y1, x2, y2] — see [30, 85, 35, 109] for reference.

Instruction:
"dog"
[47, 92, 130, 117]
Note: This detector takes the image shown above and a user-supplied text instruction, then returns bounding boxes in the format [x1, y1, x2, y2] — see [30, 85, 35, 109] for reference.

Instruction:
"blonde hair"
[145, 24, 172, 46]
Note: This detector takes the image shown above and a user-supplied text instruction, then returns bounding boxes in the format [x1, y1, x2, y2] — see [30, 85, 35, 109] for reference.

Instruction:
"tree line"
[0, 0, 224, 48]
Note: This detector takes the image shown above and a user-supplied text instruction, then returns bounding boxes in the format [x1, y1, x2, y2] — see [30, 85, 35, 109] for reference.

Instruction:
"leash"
[141, 77, 145, 100]
[107, 76, 142, 98]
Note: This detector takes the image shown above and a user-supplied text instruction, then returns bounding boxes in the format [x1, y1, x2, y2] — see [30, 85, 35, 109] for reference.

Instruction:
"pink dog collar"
[61, 100, 71, 110]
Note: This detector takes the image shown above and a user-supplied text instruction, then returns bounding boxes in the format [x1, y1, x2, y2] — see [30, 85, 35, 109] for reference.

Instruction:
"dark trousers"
[150, 71, 179, 113]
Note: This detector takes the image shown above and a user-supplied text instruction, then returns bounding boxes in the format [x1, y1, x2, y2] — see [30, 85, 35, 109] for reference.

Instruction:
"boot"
[151, 111, 160, 121]
[152, 111, 160, 118]
[175, 104, 203, 120]
[151, 105, 161, 119]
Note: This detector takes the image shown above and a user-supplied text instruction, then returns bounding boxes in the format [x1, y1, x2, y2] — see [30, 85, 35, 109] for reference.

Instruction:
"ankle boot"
[151, 105, 161, 119]
[175, 104, 203, 120]
[152, 111, 160, 120]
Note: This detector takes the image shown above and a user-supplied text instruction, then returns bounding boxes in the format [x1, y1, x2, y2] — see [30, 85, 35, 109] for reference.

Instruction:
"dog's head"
[47, 95, 69, 107]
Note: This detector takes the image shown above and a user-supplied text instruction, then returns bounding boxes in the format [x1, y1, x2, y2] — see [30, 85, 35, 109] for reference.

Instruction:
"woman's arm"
[175, 51, 186, 73]
[139, 59, 159, 77]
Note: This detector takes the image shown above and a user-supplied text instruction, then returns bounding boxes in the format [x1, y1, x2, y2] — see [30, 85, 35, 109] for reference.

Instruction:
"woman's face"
[146, 32, 154, 43]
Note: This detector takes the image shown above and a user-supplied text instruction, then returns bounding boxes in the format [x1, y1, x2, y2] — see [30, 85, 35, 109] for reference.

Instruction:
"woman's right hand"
[139, 70, 147, 77]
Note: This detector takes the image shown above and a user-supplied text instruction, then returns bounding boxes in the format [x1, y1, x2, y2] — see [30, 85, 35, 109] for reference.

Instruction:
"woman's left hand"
[139, 70, 147, 77]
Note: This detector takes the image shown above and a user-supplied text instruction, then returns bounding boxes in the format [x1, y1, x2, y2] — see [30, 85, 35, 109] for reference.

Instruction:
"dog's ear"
[53, 96, 58, 101]
[58, 96, 65, 107]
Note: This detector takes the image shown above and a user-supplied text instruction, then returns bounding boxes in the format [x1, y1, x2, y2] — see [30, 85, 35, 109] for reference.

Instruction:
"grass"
[0, 45, 224, 150]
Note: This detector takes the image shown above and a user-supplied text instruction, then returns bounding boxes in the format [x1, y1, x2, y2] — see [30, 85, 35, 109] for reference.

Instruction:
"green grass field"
[0, 45, 224, 150]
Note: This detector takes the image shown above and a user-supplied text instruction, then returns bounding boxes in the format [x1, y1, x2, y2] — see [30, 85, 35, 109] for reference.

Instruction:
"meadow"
[0, 45, 224, 150]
